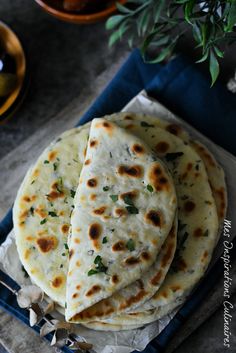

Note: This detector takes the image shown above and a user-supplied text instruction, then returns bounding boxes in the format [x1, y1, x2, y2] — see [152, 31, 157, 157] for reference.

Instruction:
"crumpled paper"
[0, 91, 235, 353]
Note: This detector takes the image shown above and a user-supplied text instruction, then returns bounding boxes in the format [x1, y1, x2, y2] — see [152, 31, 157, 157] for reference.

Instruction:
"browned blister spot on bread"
[119, 289, 148, 310]
[51, 275, 64, 288]
[114, 208, 127, 217]
[117, 165, 143, 178]
[87, 178, 98, 188]
[93, 206, 106, 215]
[112, 241, 126, 251]
[166, 123, 182, 136]
[141, 251, 151, 261]
[145, 210, 163, 227]
[61, 224, 69, 234]
[124, 115, 134, 120]
[131, 144, 145, 155]
[184, 200, 196, 212]
[69, 249, 74, 259]
[194, 227, 203, 237]
[120, 190, 137, 201]
[84, 159, 91, 165]
[89, 139, 98, 148]
[161, 242, 175, 267]
[155, 141, 170, 154]
[86, 285, 101, 297]
[111, 274, 119, 284]
[150, 270, 163, 286]
[148, 163, 170, 191]
[36, 236, 58, 253]
[124, 256, 140, 266]
[89, 223, 102, 240]
[48, 150, 57, 161]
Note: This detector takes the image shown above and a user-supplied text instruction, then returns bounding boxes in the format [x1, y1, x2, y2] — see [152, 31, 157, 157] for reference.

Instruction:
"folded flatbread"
[66, 118, 177, 322]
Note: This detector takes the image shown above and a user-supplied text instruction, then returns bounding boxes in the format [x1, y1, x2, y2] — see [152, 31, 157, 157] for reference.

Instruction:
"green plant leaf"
[209, 50, 219, 86]
[108, 22, 129, 47]
[116, 2, 132, 14]
[137, 8, 151, 37]
[184, 0, 195, 24]
[226, 1, 236, 32]
[214, 46, 224, 58]
[195, 50, 209, 63]
[106, 15, 125, 30]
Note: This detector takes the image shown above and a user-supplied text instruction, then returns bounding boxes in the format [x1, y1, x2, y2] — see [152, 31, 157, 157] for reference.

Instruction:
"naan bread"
[13, 128, 88, 307]
[66, 118, 177, 322]
[107, 112, 227, 227]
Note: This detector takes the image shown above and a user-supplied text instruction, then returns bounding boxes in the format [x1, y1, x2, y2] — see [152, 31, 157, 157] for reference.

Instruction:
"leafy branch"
[106, 0, 236, 85]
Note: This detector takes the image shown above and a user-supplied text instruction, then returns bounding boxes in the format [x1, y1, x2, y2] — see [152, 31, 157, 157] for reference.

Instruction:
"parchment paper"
[0, 91, 235, 353]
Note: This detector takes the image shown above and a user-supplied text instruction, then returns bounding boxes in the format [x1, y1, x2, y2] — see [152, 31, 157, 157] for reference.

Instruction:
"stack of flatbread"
[13, 112, 227, 331]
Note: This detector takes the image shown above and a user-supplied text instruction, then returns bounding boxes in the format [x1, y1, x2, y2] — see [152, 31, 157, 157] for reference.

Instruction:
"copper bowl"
[0, 21, 27, 122]
[34, 0, 127, 24]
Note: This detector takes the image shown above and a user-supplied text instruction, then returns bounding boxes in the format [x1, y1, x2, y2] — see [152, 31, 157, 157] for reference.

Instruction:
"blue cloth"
[0, 48, 236, 352]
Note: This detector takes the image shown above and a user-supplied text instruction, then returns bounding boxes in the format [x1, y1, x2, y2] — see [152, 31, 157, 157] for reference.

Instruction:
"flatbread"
[13, 128, 88, 307]
[78, 115, 219, 325]
[66, 118, 177, 322]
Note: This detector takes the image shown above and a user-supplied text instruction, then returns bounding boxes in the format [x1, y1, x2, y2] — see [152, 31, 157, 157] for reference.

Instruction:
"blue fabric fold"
[0, 48, 235, 353]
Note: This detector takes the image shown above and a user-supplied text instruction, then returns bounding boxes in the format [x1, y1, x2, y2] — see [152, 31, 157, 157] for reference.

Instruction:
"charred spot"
[124, 115, 134, 120]
[194, 227, 203, 237]
[120, 190, 137, 201]
[69, 249, 74, 259]
[72, 293, 78, 299]
[87, 178, 98, 188]
[159, 177, 168, 184]
[176, 258, 187, 271]
[48, 150, 57, 161]
[35, 207, 47, 218]
[117, 165, 143, 178]
[90, 193, 97, 201]
[76, 285, 81, 290]
[111, 274, 119, 284]
[93, 206, 106, 215]
[61, 224, 69, 234]
[52, 276, 64, 288]
[112, 240, 126, 251]
[184, 200, 196, 212]
[125, 123, 134, 129]
[124, 256, 140, 266]
[90, 139, 98, 148]
[36, 236, 58, 253]
[148, 163, 170, 191]
[137, 279, 144, 289]
[155, 141, 170, 154]
[161, 243, 174, 267]
[150, 270, 162, 286]
[187, 163, 193, 171]
[171, 285, 181, 292]
[89, 223, 102, 240]
[84, 159, 91, 165]
[114, 208, 127, 217]
[201, 250, 208, 261]
[119, 289, 147, 310]
[132, 144, 145, 155]
[102, 121, 113, 131]
[145, 210, 162, 227]
[86, 285, 101, 297]
[166, 123, 182, 136]
[141, 251, 150, 261]
[46, 190, 64, 201]
[22, 196, 31, 202]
